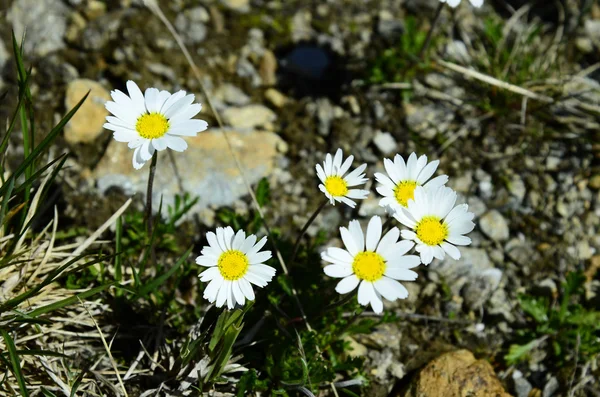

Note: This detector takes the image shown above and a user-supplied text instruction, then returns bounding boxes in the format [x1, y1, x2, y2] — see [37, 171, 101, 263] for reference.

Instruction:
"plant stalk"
[290, 198, 328, 265]
[146, 152, 158, 238]
[417, 2, 445, 60]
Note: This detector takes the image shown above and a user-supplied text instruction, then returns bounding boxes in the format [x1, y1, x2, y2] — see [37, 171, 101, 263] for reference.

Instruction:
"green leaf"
[256, 177, 271, 206]
[1, 329, 29, 396]
[505, 339, 540, 365]
[0, 90, 89, 199]
[518, 294, 549, 323]
[137, 247, 191, 297]
[27, 283, 113, 317]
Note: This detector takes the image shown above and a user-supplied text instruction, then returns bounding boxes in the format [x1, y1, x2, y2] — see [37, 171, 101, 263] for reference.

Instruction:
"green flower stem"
[290, 198, 329, 265]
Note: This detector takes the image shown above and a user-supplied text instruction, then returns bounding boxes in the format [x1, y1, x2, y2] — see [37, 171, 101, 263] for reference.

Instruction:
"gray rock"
[236, 58, 262, 86]
[81, 14, 121, 50]
[480, 210, 510, 241]
[175, 7, 209, 44]
[8, 0, 68, 57]
[450, 171, 473, 194]
[314, 98, 336, 137]
[220, 0, 250, 12]
[373, 131, 397, 155]
[509, 175, 526, 202]
[466, 196, 487, 217]
[0, 40, 8, 69]
[214, 84, 251, 107]
[94, 129, 285, 212]
[543, 377, 559, 397]
[463, 268, 503, 309]
[505, 238, 540, 267]
[405, 104, 454, 140]
[488, 288, 515, 321]
[512, 371, 533, 397]
[434, 244, 503, 310]
[222, 105, 276, 130]
[291, 10, 313, 42]
[377, 10, 403, 39]
[445, 40, 472, 64]
[146, 63, 177, 82]
[585, 20, 600, 46]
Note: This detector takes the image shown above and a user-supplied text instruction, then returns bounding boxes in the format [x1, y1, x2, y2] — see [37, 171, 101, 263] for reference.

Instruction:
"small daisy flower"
[316, 149, 369, 208]
[374, 153, 448, 214]
[440, 0, 483, 8]
[104, 80, 208, 169]
[322, 216, 421, 314]
[394, 186, 475, 265]
[196, 227, 276, 309]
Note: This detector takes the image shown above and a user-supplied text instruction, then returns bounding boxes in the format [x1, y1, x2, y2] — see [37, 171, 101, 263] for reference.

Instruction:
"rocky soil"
[1, 0, 600, 396]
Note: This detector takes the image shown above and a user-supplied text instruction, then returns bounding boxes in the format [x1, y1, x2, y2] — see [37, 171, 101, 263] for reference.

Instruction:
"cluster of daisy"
[319, 150, 475, 313]
[104, 81, 474, 313]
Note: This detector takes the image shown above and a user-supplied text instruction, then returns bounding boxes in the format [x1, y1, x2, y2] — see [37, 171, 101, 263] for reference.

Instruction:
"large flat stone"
[94, 128, 285, 211]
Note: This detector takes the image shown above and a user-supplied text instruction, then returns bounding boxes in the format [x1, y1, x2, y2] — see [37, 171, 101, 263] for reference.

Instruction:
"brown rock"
[93, 128, 285, 213]
[260, 50, 277, 86]
[402, 350, 512, 397]
[64, 79, 111, 144]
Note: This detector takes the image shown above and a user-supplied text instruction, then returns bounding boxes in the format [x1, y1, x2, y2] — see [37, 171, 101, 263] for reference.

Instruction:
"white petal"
[126, 80, 147, 112]
[424, 175, 448, 189]
[416, 160, 439, 184]
[332, 148, 343, 174]
[323, 264, 353, 278]
[335, 275, 360, 294]
[370, 292, 384, 314]
[241, 235, 258, 254]
[248, 251, 272, 265]
[357, 281, 375, 306]
[446, 234, 471, 246]
[325, 247, 354, 264]
[376, 227, 400, 255]
[383, 158, 401, 183]
[206, 232, 221, 252]
[340, 226, 359, 256]
[232, 281, 245, 306]
[385, 267, 418, 281]
[316, 164, 327, 182]
[365, 216, 382, 251]
[387, 255, 421, 269]
[199, 267, 220, 282]
[132, 146, 145, 169]
[216, 280, 230, 308]
[164, 94, 196, 119]
[232, 230, 246, 250]
[112, 129, 138, 142]
[196, 255, 217, 267]
[160, 90, 186, 114]
[441, 242, 461, 260]
[169, 103, 202, 123]
[152, 137, 168, 151]
[203, 276, 223, 302]
[345, 189, 369, 199]
[164, 135, 188, 152]
[420, 246, 435, 265]
[246, 236, 267, 257]
[470, 0, 483, 7]
[144, 88, 160, 113]
[168, 119, 208, 136]
[339, 155, 354, 176]
[393, 154, 408, 180]
[348, 220, 365, 252]
[105, 101, 138, 125]
[239, 278, 255, 301]
[374, 277, 408, 301]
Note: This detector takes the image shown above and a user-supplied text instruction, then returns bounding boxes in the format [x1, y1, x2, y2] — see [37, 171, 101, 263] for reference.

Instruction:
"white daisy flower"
[316, 149, 369, 208]
[322, 216, 421, 314]
[394, 186, 475, 265]
[374, 153, 448, 214]
[440, 0, 483, 8]
[103, 80, 208, 169]
[196, 227, 276, 309]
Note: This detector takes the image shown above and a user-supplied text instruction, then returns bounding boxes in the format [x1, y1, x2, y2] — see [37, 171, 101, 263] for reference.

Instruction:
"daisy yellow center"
[352, 251, 386, 282]
[136, 113, 169, 139]
[394, 181, 418, 207]
[218, 250, 249, 281]
[324, 176, 348, 197]
[416, 216, 448, 246]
